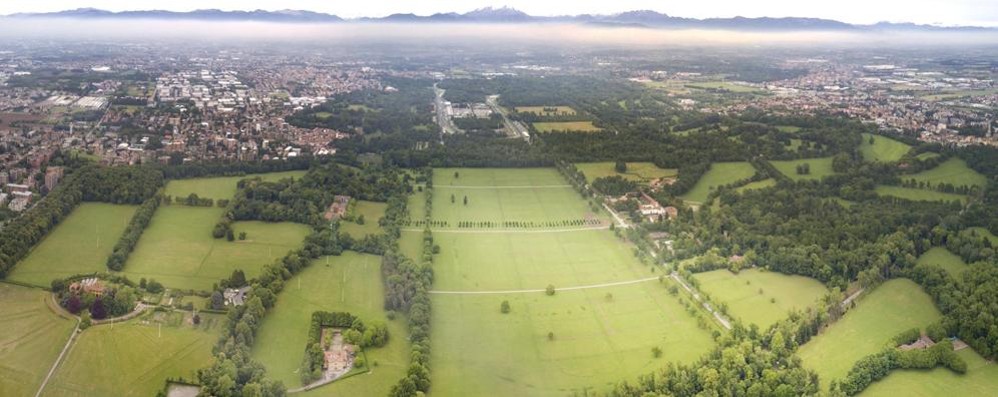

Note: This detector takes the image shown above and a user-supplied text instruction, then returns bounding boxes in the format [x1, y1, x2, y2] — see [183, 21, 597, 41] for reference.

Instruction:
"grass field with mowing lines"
[252, 253, 409, 395]
[120, 206, 310, 291]
[736, 178, 776, 193]
[163, 170, 306, 200]
[680, 162, 756, 203]
[339, 200, 387, 238]
[0, 283, 76, 396]
[693, 269, 827, 329]
[8, 203, 137, 287]
[862, 347, 998, 396]
[533, 121, 601, 133]
[43, 312, 222, 397]
[908, 158, 987, 189]
[770, 157, 837, 181]
[874, 185, 967, 203]
[797, 279, 942, 389]
[860, 133, 911, 162]
[575, 162, 677, 184]
[916, 247, 967, 278]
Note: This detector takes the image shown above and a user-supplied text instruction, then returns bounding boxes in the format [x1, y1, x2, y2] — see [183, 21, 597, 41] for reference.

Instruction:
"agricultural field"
[8, 203, 137, 287]
[874, 185, 967, 203]
[862, 347, 998, 396]
[574, 162, 678, 184]
[42, 311, 223, 397]
[679, 162, 757, 203]
[735, 178, 776, 193]
[532, 121, 601, 133]
[339, 200, 387, 238]
[907, 158, 987, 189]
[515, 106, 577, 116]
[916, 247, 967, 278]
[693, 269, 827, 329]
[253, 252, 409, 395]
[797, 279, 942, 388]
[860, 133, 912, 162]
[770, 157, 837, 181]
[163, 170, 307, 200]
[0, 283, 77, 396]
[121, 206, 311, 291]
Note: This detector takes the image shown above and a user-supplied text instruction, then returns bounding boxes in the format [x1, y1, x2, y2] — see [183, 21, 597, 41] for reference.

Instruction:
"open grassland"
[736, 178, 777, 193]
[693, 269, 827, 329]
[861, 347, 998, 396]
[908, 158, 987, 189]
[0, 283, 76, 396]
[916, 247, 967, 278]
[430, 168, 602, 227]
[575, 162, 678, 184]
[8, 203, 137, 287]
[339, 200, 387, 238]
[680, 162, 756, 203]
[253, 253, 409, 395]
[776, 125, 801, 133]
[533, 121, 601, 133]
[860, 133, 912, 162]
[797, 279, 942, 388]
[916, 152, 941, 161]
[121, 206, 310, 291]
[968, 227, 998, 244]
[163, 170, 307, 200]
[770, 157, 837, 181]
[874, 185, 967, 203]
[515, 106, 577, 116]
[43, 312, 222, 397]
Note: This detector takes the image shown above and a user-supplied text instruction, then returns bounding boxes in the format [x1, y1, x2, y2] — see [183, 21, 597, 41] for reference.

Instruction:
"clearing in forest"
[874, 185, 967, 204]
[859, 133, 912, 163]
[693, 269, 827, 330]
[532, 121, 601, 133]
[916, 247, 967, 278]
[769, 157, 837, 181]
[907, 158, 987, 190]
[163, 170, 306, 200]
[515, 106, 577, 116]
[862, 347, 998, 396]
[574, 162, 678, 184]
[679, 162, 756, 203]
[338, 200, 387, 238]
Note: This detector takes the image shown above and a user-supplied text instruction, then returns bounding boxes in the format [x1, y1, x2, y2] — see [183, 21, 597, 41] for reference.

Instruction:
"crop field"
[693, 269, 827, 329]
[679, 162, 757, 203]
[8, 203, 137, 287]
[860, 133, 912, 162]
[339, 200, 387, 238]
[533, 121, 601, 133]
[735, 178, 776, 193]
[908, 158, 987, 189]
[43, 312, 223, 397]
[862, 347, 998, 396]
[430, 168, 603, 228]
[0, 283, 77, 396]
[574, 162, 678, 184]
[515, 106, 577, 116]
[874, 185, 967, 203]
[253, 252, 409, 395]
[163, 170, 307, 200]
[916, 247, 967, 278]
[797, 279, 942, 388]
[121, 206, 311, 291]
[770, 157, 837, 181]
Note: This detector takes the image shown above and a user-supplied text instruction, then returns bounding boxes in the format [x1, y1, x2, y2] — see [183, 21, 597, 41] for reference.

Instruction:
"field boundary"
[429, 276, 660, 295]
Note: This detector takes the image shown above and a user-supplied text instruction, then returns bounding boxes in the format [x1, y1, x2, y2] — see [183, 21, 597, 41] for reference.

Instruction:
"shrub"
[545, 285, 556, 296]
[500, 300, 511, 314]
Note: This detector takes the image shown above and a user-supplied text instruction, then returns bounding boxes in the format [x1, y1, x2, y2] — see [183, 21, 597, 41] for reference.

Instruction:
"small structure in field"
[323, 195, 351, 220]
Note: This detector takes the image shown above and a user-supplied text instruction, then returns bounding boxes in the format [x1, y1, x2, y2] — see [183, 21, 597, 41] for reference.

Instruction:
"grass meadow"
[860, 133, 912, 162]
[968, 227, 998, 244]
[252, 253, 409, 395]
[874, 185, 967, 203]
[0, 283, 76, 396]
[574, 162, 678, 184]
[693, 269, 827, 329]
[916, 247, 967, 278]
[680, 162, 757, 203]
[339, 200, 387, 238]
[908, 158, 987, 189]
[735, 178, 777, 193]
[8, 203, 137, 287]
[862, 347, 998, 396]
[797, 279, 942, 389]
[770, 157, 837, 181]
[532, 121, 601, 133]
[515, 106, 577, 116]
[163, 170, 307, 200]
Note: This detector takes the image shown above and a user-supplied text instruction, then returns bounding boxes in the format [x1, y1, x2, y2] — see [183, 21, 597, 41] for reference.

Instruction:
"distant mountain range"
[5, 6, 995, 31]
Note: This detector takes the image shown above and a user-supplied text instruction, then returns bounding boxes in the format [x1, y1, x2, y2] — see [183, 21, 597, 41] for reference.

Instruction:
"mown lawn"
[694, 268, 827, 329]
[736, 178, 777, 193]
[860, 133, 911, 162]
[916, 247, 967, 278]
[770, 157, 837, 181]
[163, 170, 307, 200]
[874, 185, 967, 204]
[0, 283, 77, 396]
[575, 162, 678, 184]
[908, 158, 987, 189]
[680, 162, 757, 203]
[533, 121, 601, 133]
[339, 200, 387, 238]
[862, 347, 998, 396]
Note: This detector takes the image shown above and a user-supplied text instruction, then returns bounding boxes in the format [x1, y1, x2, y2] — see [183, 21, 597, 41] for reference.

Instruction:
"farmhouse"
[69, 277, 106, 297]
[638, 192, 667, 222]
[323, 195, 351, 221]
[224, 286, 251, 306]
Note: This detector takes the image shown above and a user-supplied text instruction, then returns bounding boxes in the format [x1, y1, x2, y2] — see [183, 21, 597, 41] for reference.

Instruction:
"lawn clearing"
[693, 269, 827, 329]
[686, 81, 763, 93]
[679, 162, 757, 203]
[163, 170, 307, 200]
[915, 152, 941, 161]
[908, 158, 987, 190]
[515, 106, 577, 116]
[120, 206, 310, 291]
[0, 283, 76, 396]
[861, 347, 998, 396]
[43, 311, 223, 397]
[968, 227, 998, 244]
[339, 200, 387, 238]
[574, 162, 678, 184]
[916, 247, 967, 278]
[770, 157, 837, 181]
[776, 125, 801, 133]
[860, 133, 912, 162]
[736, 178, 776, 193]
[253, 252, 409, 395]
[533, 121, 601, 133]
[8, 203, 137, 287]
[797, 279, 942, 389]
[874, 185, 967, 203]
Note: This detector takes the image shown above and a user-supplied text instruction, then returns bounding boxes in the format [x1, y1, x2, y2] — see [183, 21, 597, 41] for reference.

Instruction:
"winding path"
[430, 276, 661, 295]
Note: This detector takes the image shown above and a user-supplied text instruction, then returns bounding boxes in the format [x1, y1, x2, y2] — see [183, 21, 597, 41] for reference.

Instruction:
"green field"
[874, 185, 967, 203]
[908, 158, 987, 189]
[736, 178, 777, 193]
[776, 125, 801, 133]
[693, 269, 827, 329]
[163, 170, 307, 200]
[8, 203, 137, 287]
[862, 347, 998, 396]
[798, 279, 942, 388]
[686, 81, 763, 93]
[253, 252, 409, 395]
[770, 157, 837, 181]
[968, 227, 998, 244]
[916, 247, 967, 278]
[533, 121, 601, 133]
[860, 133, 911, 162]
[574, 162, 678, 184]
[43, 312, 223, 397]
[339, 200, 387, 238]
[915, 152, 941, 161]
[121, 206, 311, 291]
[680, 162, 757, 203]
[0, 283, 77, 396]
[515, 106, 576, 116]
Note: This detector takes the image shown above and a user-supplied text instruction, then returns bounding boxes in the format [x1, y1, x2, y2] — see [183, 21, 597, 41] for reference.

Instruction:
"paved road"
[433, 84, 460, 137]
[430, 276, 662, 295]
[487, 95, 530, 140]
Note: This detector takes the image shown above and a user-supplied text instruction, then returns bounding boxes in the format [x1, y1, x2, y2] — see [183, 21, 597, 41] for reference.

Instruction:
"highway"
[433, 83, 461, 138]
[486, 95, 530, 141]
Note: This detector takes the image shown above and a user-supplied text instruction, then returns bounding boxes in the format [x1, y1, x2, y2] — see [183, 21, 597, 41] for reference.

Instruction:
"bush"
[926, 322, 947, 343]
[892, 328, 922, 346]
[545, 284, 556, 296]
[500, 300, 511, 314]
[354, 357, 366, 368]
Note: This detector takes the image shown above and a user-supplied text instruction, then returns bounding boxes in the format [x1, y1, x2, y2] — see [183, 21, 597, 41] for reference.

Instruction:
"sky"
[2, 1, 997, 27]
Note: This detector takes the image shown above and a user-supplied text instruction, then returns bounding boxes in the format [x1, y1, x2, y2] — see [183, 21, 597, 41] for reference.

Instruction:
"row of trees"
[106, 195, 160, 271]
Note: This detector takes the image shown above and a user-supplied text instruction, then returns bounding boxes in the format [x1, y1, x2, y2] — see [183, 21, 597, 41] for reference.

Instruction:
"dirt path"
[430, 276, 661, 295]
[34, 319, 79, 397]
[670, 272, 732, 330]
[841, 288, 865, 309]
[602, 203, 630, 229]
